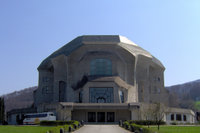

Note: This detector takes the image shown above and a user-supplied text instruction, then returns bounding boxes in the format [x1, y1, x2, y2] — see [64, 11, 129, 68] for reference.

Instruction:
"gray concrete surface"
[73, 124, 131, 133]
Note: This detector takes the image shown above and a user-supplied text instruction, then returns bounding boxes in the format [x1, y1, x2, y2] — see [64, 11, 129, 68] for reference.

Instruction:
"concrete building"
[8, 35, 195, 124]
[165, 107, 195, 124]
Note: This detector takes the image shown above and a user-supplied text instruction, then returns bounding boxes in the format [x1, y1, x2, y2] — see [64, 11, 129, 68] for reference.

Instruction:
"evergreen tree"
[0, 97, 5, 124]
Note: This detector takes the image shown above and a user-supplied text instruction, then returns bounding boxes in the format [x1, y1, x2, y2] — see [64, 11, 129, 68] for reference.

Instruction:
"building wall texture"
[32, 35, 194, 123]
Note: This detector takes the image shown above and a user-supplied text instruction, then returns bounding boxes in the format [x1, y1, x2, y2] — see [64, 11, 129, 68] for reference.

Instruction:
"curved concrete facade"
[34, 35, 170, 122]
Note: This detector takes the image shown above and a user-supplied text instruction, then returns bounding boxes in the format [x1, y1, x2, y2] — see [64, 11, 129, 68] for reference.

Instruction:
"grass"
[0, 125, 56, 133]
[195, 101, 200, 110]
[0, 120, 79, 133]
[149, 125, 200, 133]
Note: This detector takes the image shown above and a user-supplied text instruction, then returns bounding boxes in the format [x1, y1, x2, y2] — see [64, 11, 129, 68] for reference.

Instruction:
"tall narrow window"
[184, 115, 187, 121]
[119, 90, 124, 103]
[90, 59, 112, 76]
[157, 88, 161, 94]
[59, 81, 66, 102]
[79, 90, 83, 103]
[171, 114, 174, 121]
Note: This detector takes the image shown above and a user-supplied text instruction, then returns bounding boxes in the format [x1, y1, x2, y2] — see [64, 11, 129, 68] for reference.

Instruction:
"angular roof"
[38, 35, 164, 69]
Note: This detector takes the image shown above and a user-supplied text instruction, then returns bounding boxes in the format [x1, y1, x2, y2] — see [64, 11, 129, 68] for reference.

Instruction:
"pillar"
[131, 108, 139, 120]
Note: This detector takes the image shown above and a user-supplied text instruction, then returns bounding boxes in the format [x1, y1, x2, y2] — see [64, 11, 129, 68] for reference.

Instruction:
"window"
[153, 86, 160, 94]
[90, 59, 112, 76]
[89, 88, 113, 103]
[25, 114, 47, 118]
[157, 88, 161, 94]
[171, 114, 174, 121]
[42, 86, 53, 94]
[97, 97, 106, 103]
[119, 90, 124, 103]
[79, 90, 83, 103]
[184, 115, 187, 121]
[154, 86, 157, 93]
[176, 114, 182, 121]
[43, 77, 50, 82]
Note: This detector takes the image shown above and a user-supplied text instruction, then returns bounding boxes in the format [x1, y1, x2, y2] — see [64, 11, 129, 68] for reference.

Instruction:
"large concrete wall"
[34, 35, 168, 107]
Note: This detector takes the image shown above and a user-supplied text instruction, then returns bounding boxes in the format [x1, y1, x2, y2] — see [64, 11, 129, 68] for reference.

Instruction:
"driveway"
[73, 124, 131, 133]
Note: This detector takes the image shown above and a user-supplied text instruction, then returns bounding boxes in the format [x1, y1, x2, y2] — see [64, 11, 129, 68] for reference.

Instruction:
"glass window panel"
[119, 90, 124, 103]
[89, 88, 113, 103]
[90, 59, 112, 76]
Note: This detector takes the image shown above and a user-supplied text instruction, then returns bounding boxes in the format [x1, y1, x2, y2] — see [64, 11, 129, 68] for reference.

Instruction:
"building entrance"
[88, 112, 96, 122]
[97, 112, 105, 122]
[88, 112, 115, 122]
[107, 112, 115, 122]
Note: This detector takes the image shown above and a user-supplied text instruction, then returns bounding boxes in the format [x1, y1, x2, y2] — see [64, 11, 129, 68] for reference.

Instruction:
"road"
[73, 124, 131, 133]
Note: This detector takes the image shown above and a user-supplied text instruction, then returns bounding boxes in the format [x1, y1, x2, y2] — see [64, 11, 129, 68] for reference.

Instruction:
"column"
[131, 108, 139, 120]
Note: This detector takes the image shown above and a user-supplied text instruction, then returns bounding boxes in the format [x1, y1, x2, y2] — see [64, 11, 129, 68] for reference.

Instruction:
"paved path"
[73, 124, 131, 133]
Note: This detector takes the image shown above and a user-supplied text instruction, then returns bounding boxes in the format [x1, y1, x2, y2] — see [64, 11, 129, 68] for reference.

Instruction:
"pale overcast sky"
[0, 0, 200, 95]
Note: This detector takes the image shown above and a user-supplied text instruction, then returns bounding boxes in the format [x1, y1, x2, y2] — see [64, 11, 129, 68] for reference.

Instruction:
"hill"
[166, 79, 200, 111]
[1, 86, 37, 112]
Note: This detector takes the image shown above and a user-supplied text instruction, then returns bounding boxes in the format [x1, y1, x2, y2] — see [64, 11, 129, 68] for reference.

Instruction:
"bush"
[122, 121, 130, 129]
[130, 123, 155, 133]
[122, 121, 156, 133]
[40, 120, 76, 126]
[127, 120, 166, 125]
[41, 120, 80, 133]
[48, 126, 64, 133]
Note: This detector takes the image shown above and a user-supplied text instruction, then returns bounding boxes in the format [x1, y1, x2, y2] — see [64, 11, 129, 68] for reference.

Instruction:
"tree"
[152, 103, 165, 130]
[142, 104, 155, 128]
[0, 97, 5, 124]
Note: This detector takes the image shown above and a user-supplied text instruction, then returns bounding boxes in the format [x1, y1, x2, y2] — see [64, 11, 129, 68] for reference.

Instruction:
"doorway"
[88, 112, 96, 122]
[107, 112, 115, 122]
[97, 112, 105, 122]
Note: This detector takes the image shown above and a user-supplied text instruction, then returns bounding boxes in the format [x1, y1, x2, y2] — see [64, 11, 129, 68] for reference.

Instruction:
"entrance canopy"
[59, 102, 140, 110]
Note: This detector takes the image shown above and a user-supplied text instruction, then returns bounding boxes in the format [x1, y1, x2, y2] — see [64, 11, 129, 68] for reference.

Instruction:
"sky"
[0, 0, 200, 95]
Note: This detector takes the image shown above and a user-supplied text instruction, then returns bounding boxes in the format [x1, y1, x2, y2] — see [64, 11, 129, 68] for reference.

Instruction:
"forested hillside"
[1, 86, 37, 112]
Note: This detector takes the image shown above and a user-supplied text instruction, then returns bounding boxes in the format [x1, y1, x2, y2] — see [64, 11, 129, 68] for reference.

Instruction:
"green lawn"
[0, 126, 55, 133]
[149, 126, 200, 133]
[195, 101, 200, 110]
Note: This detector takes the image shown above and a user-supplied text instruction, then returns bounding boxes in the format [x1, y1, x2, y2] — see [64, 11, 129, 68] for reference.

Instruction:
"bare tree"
[142, 104, 155, 128]
[152, 103, 165, 130]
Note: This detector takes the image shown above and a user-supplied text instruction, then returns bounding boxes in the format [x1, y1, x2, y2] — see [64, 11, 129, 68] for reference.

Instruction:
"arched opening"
[97, 97, 106, 103]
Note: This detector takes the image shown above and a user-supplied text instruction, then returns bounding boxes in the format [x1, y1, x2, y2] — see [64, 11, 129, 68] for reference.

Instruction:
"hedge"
[122, 121, 157, 133]
[127, 120, 166, 125]
[42, 120, 81, 133]
[40, 120, 77, 126]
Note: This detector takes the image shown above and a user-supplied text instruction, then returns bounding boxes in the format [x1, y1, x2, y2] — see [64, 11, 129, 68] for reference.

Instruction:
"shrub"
[127, 120, 166, 125]
[42, 120, 80, 133]
[40, 120, 76, 126]
[122, 121, 156, 133]
[122, 121, 130, 129]
[130, 123, 155, 133]
[49, 126, 64, 133]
